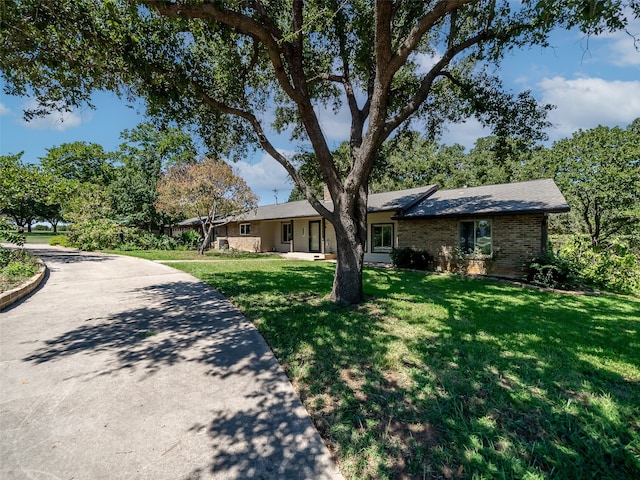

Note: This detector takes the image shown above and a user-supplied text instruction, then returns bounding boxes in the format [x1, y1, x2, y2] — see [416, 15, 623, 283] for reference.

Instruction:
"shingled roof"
[225, 178, 568, 223]
[368, 185, 437, 212]
[237, 184, 437, 221]
[398, 179, 570, 218]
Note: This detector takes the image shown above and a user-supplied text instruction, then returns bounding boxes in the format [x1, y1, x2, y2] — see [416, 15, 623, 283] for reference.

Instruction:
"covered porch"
[256, 217, 337, 256]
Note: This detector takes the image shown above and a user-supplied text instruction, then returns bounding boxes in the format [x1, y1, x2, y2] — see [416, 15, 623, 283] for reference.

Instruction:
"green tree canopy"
[534, 121, 640, 247]
[110, 122, 198, 230]
[0, 152, 50, 232]
[2, 1, 637, 303]
[39, 141, 115, 185]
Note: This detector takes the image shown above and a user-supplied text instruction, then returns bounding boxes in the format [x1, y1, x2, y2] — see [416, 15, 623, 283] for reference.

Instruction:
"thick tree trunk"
[329, 189, 368, 304]
[331, 225, 365, 304]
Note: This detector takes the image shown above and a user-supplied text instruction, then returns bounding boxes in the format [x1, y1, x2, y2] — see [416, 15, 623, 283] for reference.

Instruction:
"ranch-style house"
[188, 178, 569, 276]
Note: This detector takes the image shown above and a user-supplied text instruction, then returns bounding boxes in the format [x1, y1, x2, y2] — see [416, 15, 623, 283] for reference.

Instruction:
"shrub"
[0, 247, 11, 269]
[67, 219, 123, 251]
[150, 233, 178, 250]
[526, 250, 578, 290]
[49, 235, 68, 247]
[391, 247, 434, 271]
[2, 260, 39, 279]
[0, 219, 24, 246]
[1, 220, 26, 272]
[526, 238, 640, 294]
[178, 230, 202, 250]
[0, 249, 40, 289]
[448, 247, 468, 274]
[561, 239, 640, 294]
[66, 221, 179, 251]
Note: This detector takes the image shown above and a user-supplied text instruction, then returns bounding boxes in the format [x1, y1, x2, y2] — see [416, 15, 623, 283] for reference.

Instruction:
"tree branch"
[191, 82, 334, 220]
[384, 29, 490, 134]
[145, 0, 340, 216]
[388, 0, 477, 75]
[144, 0, 303, 103]
[329, 0, 365, 149]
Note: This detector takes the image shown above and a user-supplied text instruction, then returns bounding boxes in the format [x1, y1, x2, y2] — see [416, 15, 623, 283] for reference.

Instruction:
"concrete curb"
[0, 262, 46, 311]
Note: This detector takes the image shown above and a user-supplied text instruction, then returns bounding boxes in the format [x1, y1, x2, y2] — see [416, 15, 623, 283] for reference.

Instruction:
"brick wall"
[397, 214, 546, 276]
[219, 221, 262, 252]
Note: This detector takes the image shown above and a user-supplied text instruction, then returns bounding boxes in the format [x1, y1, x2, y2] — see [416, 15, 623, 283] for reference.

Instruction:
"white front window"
[371, 224, 394, 253]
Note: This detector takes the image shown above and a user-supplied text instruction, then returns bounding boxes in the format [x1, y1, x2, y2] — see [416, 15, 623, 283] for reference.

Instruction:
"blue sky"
[1, 24, 639, 205]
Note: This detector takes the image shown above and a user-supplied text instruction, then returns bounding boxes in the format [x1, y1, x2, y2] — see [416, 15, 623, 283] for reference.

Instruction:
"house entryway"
[309, 220, 321, 252]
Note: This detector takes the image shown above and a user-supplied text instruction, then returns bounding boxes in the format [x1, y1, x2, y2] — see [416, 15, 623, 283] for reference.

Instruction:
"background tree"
[36, 175, 77, 233]
[288, 134, 468, 198]
[39, 141, 115, 186]
[532, 122, 640, 248]
[2, 1, 638, 303]
[38, 142, 116, 231]
[370, 133, 468, 192]
[0, 153, 23, 214]
[156, 158, 258, 254]
[0, 153, 49, 232]
[110, 123, 198, 231]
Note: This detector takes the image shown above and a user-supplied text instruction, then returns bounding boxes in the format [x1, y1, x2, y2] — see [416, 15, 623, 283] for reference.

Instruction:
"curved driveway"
[0, 246, 341, 480]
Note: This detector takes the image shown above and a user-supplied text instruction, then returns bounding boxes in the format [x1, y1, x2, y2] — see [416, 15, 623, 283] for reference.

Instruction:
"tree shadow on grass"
[22, 275, 339, 479]
[186, 263, 640, 479]
[368, 270, 640, 478]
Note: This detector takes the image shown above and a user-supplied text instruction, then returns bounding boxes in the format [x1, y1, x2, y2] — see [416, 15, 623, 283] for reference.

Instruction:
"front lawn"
[105, 248, 280, 261]
[160, 257, 640, 478]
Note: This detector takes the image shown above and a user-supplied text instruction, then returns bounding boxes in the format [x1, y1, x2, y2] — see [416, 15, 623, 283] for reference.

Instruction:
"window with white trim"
[371, 223, 394, 253]
[240, 223, 251, 236]
[459, 220, 492, 255]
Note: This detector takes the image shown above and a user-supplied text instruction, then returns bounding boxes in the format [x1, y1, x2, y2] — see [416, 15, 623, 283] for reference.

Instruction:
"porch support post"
[321, 218, 326, 254]
[290, 220, 294, 253]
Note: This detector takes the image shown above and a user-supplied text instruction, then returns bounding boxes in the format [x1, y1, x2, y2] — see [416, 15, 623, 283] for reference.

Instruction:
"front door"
[309, 220, 321, 252]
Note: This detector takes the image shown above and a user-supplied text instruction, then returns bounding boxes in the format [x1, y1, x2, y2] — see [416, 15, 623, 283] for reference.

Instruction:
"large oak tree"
[2, 1, 637, 303]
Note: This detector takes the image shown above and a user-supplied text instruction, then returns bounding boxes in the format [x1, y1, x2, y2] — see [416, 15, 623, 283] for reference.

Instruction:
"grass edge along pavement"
[115, 251, 640, 479]
[0, 259, 46, 309]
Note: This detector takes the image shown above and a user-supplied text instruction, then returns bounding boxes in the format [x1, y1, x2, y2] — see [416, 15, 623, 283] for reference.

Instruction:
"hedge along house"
[217, 178, 569, 276]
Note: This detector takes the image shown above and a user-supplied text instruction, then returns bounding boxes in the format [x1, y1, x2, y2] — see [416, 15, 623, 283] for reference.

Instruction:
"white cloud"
[234, 151, 294, 205]
[0, 103, 11, 116]
[537, 76, 640, 140]
[607, 33, 640, 66]
[19, 100, 86, 132]
[592, 14, 640, 67]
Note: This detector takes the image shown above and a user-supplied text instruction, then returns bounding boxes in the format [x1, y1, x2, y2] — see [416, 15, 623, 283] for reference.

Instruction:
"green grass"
[0, 249, 40, 292]
[105, 248, 281, 261]
[25, 231, 61, 244]
[156, 256, 640, 479]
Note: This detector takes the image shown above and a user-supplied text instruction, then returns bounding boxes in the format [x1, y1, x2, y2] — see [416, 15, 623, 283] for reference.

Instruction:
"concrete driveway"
[0, 246, 342, 480]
